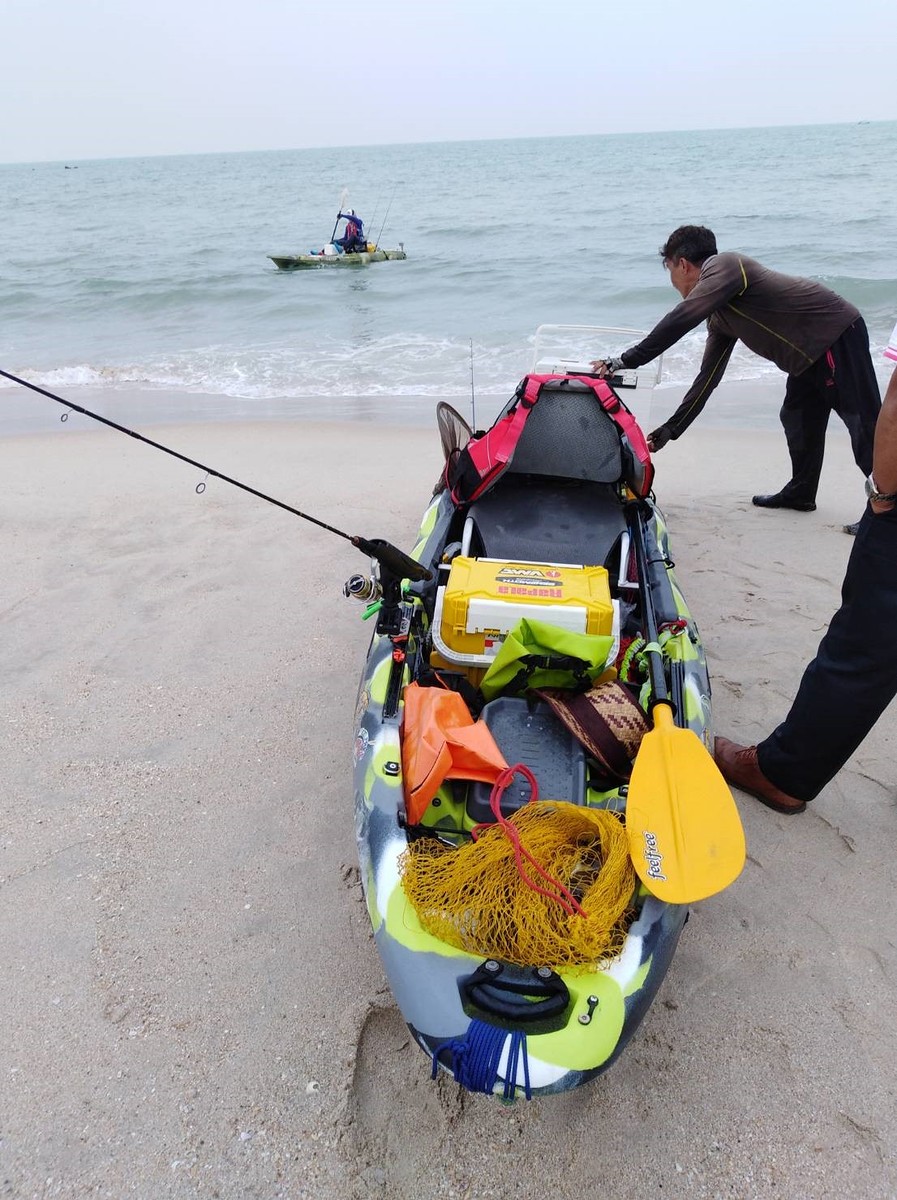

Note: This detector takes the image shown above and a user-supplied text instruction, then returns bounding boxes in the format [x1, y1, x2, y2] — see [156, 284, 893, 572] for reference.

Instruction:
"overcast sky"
[2, 0, 894, 163]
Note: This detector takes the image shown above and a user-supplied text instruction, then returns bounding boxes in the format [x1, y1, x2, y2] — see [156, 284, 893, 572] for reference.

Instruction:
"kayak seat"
[463, 477, 625, 568]
[504, 382, 627, 485]
[463, 382, 633, 567]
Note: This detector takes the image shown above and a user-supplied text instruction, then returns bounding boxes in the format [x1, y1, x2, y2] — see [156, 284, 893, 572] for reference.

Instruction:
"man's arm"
[591, 255, 748, 378]
[870, 366, 897, 512]
[622, 255, 748, 369]
[648, 325, 737, 449]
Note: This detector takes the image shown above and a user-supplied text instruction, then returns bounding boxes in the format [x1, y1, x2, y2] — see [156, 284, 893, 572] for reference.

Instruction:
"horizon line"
[1, 117, 894, 168]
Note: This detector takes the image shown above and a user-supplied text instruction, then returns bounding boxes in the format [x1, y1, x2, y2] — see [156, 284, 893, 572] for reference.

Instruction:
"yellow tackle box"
[430, 556, 615, 671]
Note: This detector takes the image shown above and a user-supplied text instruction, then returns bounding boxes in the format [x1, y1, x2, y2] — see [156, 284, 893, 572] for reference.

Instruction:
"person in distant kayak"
[714, 324, 897, 813]
[334, 210, 366, 253]
[592, 225, 881, 532]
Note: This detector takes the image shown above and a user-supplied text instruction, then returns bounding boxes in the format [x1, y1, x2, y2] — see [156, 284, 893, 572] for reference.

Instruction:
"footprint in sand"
[343, 1006, 465, 1195]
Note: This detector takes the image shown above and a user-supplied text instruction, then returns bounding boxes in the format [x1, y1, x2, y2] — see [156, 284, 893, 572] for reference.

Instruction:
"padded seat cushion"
[466, 478, 625, 567]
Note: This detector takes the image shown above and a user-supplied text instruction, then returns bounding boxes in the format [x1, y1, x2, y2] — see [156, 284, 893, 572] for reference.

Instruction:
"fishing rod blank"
[374, 183, 398, 249]
[468, 338, 477, 430]
[0, 367, 431, 584]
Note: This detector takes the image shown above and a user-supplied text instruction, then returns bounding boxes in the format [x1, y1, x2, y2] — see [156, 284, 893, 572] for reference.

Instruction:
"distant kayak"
[269, 246, 407, 270]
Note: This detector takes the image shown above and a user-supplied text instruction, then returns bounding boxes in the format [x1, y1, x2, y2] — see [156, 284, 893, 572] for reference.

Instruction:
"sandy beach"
[2, 389, 896, 1199]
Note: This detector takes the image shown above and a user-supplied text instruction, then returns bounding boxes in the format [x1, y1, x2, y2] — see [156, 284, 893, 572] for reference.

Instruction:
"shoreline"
[0, 377, 864, 441]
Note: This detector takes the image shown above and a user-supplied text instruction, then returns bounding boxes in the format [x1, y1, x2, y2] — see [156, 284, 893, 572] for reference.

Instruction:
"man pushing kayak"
[593, 225, 882, 532]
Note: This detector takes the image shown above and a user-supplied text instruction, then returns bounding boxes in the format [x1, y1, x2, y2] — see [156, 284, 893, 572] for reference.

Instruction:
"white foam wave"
[3, 327, 892, 400]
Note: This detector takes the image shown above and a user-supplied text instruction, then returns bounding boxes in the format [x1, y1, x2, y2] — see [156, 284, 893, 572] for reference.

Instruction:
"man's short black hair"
[660, 225, 717, 266]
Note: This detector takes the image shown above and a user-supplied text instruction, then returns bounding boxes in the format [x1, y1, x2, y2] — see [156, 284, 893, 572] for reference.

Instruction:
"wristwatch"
[865, 474, 897, 503]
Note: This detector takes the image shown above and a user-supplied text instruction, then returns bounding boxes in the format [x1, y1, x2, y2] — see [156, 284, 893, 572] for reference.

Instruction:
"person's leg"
[776, 362, 832, 503]
[827, 318, 881, 476]
[757, 507, 897, 800]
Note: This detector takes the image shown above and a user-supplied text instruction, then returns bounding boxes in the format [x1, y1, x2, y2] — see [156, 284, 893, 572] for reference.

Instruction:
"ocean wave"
[0, 328, 879, 401]
[3, 126, 895, 409]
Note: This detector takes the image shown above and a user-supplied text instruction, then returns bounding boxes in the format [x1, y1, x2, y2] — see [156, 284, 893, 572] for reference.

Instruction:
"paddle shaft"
[627, 504, 672, 714]
[624, 501, 747, 904]
[329, 187, 350, 244]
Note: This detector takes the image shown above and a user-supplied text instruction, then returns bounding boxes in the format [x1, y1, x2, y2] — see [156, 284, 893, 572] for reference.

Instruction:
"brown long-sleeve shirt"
[620, 253, 860, 439]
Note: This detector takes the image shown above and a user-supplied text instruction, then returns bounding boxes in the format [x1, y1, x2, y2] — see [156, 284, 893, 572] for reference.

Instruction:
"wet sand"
[2, 394, 896, 1198]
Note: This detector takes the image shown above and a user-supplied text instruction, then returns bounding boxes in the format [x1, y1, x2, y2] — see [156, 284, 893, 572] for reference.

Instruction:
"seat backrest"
[504, 382, 623, 483]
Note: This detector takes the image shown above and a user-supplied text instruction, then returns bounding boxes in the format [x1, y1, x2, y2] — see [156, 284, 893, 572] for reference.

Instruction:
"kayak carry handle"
[460, 961, 570, 1029]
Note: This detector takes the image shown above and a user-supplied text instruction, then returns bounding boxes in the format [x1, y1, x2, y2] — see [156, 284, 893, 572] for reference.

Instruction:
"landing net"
[401, 801, 636, 970]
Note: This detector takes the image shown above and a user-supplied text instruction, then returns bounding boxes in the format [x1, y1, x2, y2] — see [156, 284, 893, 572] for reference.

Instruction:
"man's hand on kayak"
[590, 356, 624, 378]
[647, 425, 672, 452]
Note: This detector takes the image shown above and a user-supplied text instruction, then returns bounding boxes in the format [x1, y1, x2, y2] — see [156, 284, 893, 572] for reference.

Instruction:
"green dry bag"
[479, 617, 616, 702]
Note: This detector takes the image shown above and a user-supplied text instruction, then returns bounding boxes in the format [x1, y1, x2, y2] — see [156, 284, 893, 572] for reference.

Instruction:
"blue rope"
[431, 1020, 532, 1101]
[503, 1029, 531, 1101]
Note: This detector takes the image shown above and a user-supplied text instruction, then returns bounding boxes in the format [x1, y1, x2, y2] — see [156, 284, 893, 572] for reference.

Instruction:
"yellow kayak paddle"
[625, 505, 746, 904]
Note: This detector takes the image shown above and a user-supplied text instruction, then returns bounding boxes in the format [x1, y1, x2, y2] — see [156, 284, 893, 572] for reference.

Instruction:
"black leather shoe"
[842, 520, 861, 536]
[752, 492, 816, 512]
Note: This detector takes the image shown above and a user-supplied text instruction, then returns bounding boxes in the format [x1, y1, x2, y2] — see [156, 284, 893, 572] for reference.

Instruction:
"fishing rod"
[365, 189, 383, 242]
[468, 338, 477, 430]
[0, 367, 432, 589]
[374, 183, 398, 249]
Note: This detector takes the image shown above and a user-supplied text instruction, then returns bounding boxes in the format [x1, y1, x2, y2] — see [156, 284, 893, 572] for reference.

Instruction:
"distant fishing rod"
[374, 183, 398, 248]
[365, 189, 383, 241]
[0, 367, 431, 585]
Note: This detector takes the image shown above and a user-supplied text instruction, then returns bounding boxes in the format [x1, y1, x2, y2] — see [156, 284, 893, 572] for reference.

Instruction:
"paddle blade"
[626, 705, 746, 904]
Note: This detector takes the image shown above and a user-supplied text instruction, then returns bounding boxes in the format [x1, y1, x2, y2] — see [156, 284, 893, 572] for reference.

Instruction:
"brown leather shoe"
[713, 736, 806, 814]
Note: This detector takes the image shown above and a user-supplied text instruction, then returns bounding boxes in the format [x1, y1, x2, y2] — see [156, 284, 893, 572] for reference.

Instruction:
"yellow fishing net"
[400, 802, 636, 970]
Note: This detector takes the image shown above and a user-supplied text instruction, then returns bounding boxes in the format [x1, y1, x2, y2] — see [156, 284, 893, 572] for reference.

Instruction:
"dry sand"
[2, 393, 896, 1199]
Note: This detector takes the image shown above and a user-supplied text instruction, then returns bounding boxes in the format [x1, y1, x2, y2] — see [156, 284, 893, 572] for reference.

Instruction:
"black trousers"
[757, 504, 897, 801]
[778, 317, 881, 504]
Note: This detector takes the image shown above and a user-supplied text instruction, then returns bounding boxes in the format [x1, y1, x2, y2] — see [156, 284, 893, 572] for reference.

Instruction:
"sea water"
[1, 122, 895, 428]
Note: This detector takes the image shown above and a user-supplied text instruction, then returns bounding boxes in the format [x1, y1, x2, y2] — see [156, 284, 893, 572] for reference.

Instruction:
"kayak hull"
[351, 464, 712, 1097]
[269, 249, 407, 270]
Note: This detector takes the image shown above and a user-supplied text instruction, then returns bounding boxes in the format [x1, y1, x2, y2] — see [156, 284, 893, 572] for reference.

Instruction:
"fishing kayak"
[269, 247, 407, 270]
[348, 328, 743, 1100]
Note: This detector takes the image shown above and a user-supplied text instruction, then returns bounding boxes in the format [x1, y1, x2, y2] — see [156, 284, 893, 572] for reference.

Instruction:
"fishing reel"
[349, 536, 432, 637]
[343, 574, 382, 603]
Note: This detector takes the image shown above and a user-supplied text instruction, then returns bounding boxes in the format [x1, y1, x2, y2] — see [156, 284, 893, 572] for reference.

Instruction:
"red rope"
[471, 764, 586, 918]
[660, 618, 688, 635]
